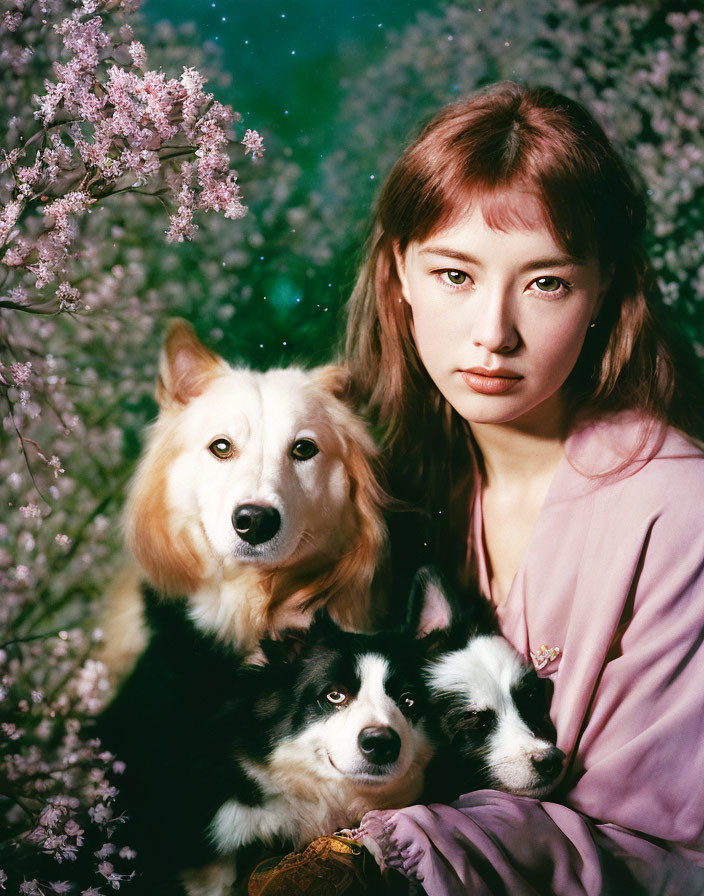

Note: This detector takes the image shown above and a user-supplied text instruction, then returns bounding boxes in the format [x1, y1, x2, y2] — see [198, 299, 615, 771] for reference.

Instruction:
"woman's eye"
[442, 270, 469, 286]
[325, 689, 348, 707]
[208, 438, 233, 459]
[291, 438, 319, 461]
[532, 276, 567, 294]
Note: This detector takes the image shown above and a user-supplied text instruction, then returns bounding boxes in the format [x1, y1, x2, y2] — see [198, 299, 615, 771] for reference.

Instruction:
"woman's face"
[395, 195, 609, 436]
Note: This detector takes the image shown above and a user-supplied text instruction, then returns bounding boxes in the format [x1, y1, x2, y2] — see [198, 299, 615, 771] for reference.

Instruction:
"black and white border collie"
[96, 583, 444, 894]
[209, 614, 436, 856]
[414, 568, 564, 802]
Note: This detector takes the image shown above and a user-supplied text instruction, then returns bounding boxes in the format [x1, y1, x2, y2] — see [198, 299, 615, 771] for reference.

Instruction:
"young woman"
[345, 82, 704, 895]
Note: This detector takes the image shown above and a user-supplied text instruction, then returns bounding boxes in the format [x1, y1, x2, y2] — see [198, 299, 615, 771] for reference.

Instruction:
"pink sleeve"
[357, 792, 704, 895]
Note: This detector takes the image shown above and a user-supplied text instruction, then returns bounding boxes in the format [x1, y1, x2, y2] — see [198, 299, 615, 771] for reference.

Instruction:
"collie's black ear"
[259, 628, 309, 665]
[308, 609, 343, 640]
[406, 566, 455, 638]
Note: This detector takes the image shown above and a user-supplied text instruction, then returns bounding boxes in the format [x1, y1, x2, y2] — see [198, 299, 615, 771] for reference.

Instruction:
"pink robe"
[357, 415, 704, 894]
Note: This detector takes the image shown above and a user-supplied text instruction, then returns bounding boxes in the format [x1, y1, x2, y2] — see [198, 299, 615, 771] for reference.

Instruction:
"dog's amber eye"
[291, 438, 319, 461]
[209, 438, 233, 459]
[325, 688, 348, 707]
[399, 693, 416, 711]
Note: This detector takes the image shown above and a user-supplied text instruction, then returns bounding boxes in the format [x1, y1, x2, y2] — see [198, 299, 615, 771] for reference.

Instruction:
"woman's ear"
[392, 240, 411, 306]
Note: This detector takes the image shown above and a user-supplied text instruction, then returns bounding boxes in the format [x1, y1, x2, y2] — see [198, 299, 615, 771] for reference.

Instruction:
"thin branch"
[0, 399, 53, 508]
[0, 629, 68, 650]
[0, 300, 58, 315]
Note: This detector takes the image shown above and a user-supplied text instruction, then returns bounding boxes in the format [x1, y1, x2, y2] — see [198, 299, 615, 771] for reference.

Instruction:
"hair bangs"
[384, 85, 618, 264]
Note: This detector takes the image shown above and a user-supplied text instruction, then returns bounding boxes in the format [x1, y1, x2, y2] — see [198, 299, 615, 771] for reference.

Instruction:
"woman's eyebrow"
[418, 246, 481, 264]
[520, 256, 585, 271]
[418, 246, 585, 270]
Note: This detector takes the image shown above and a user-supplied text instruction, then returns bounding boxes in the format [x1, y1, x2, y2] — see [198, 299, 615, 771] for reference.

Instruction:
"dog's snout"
[358, 726, 401, 766]
[233, 504, 281, 545]
[530, 746, 565, 780]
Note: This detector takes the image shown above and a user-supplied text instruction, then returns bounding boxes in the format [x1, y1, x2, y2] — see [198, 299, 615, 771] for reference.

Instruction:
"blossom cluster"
[0, 630, 135, 892]
[0, 0, 264, 306]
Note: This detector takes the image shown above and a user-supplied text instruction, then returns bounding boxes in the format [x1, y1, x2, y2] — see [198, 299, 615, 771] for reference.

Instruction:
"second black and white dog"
[409, 567, 564, 803]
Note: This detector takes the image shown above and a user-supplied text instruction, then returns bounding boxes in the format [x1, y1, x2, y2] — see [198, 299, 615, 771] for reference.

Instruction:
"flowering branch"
[1, 0, 264, 305]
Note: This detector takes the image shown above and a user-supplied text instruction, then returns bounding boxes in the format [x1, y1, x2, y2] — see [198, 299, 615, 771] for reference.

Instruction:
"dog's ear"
[258, 628, 309, 666]
[155, 318, 226, 408]
[260, 612, 341, 665]
[407, 566, 455, 639]
[311, 363, 351, 402]
[308, 609, 343, 640]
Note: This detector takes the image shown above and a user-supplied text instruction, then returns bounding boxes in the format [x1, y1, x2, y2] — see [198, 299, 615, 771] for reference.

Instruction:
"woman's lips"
[460, 368, 522, 395]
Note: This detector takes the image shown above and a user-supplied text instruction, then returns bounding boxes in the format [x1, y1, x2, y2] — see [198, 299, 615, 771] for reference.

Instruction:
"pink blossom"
[2, 721, 24, 739]
[71, 658, 110, 714]
[128, 40, 146, 69]
[242, 128, 265, 160]
[19, 881, 41, 895]
[0, 200, 22, 244]
[19, 504, 42, 519]
[2, 246, 26, 265]
[10, 361, 33, 384]
[44, 192, 96, 228]
[3, 11, 22, 32]
[166, 162, 197, 242]
[39, 803, 64, 829]
[33, 81, 65, 126]
[57, 282, 81, 312]
[89, 803, 112, 824]
[45, 456, 65, 477]
[64, 820, 83, 838]
[54, 14, 110, 74]
[17, 158, 43, 189]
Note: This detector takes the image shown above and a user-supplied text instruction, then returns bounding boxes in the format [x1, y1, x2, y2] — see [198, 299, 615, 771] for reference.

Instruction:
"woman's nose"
[471, 287, 519, 354]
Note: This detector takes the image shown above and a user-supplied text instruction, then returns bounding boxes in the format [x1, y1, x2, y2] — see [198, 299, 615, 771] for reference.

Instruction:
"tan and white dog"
[99, 319, 386, 676]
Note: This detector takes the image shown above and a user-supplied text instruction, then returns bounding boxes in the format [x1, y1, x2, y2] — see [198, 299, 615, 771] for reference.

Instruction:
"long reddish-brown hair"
[345, 81, 704, 585]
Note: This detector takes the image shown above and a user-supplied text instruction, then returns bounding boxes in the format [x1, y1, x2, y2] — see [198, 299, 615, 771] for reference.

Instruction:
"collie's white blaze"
[326, 654, 408, 779]
[212, 653, 433, 852]
[427, 635, 556, 795]
[166, 369, 351, 576]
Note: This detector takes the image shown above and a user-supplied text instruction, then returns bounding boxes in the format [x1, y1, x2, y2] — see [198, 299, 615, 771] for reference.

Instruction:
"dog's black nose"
[358, 726, 401, 765]
[531, 747, 565, 780]
[233, 504, 281, 545]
